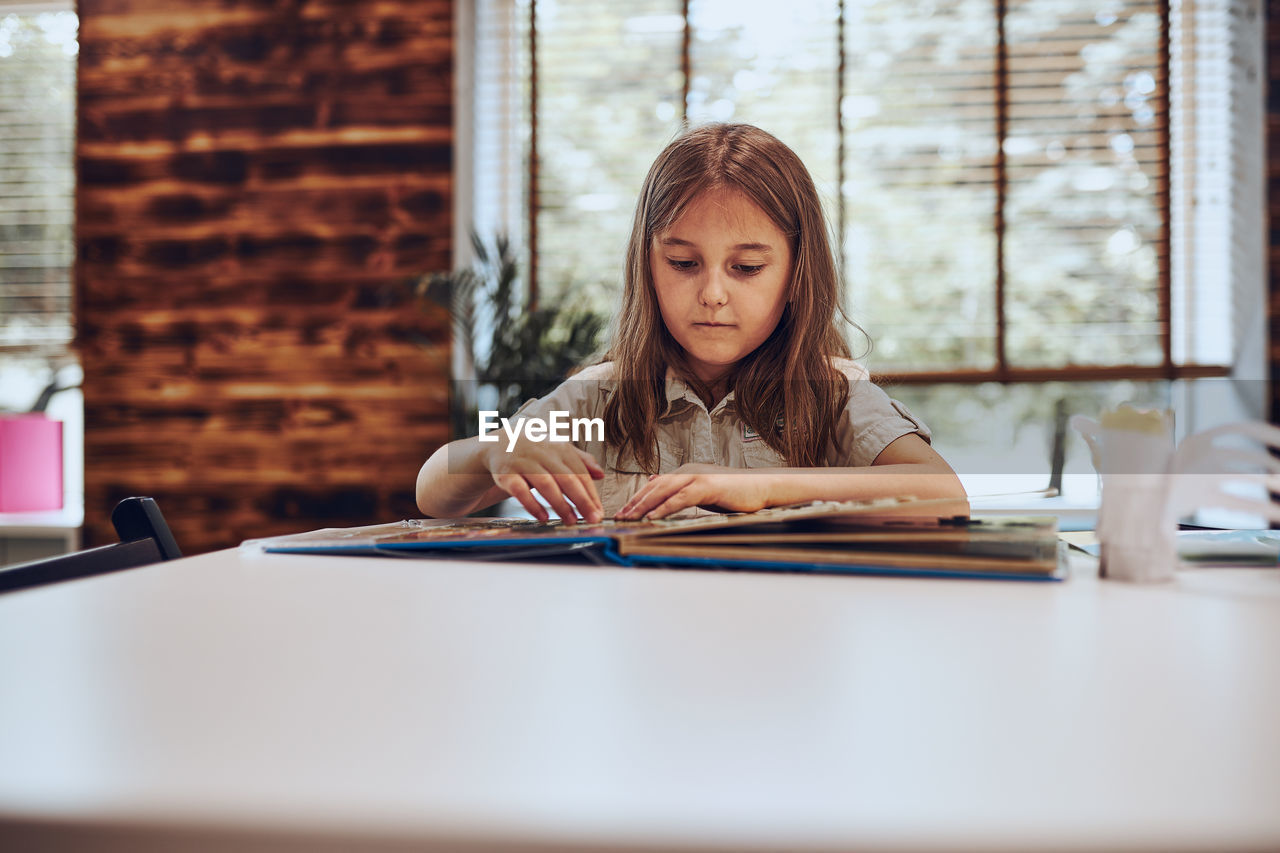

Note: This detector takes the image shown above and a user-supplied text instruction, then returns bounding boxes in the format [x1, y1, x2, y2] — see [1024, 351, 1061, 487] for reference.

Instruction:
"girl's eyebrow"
[659, 237, 773, 253]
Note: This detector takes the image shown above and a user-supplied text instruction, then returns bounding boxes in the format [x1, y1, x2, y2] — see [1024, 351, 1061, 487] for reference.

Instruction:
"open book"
[251, 497, 1067, 581]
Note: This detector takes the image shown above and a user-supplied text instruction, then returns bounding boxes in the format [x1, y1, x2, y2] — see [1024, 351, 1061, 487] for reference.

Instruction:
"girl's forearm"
[415, 437, 506, 517]
[761, 464, 968, 507]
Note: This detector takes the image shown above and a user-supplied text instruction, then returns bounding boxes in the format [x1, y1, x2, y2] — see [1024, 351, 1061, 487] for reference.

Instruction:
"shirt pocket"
[605, 443, 685, 475]
[740, 441, 786, 469]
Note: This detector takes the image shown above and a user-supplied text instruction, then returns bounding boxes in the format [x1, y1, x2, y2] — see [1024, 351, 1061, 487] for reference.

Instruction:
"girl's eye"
[666, 259, 697, 271]
[735, 264, 764, 275]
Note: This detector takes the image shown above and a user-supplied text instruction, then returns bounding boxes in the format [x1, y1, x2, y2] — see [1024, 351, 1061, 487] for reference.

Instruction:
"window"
[0, 1, 81, 511]
[0, 2, 77, 357]
[459, 0, 1263, 496]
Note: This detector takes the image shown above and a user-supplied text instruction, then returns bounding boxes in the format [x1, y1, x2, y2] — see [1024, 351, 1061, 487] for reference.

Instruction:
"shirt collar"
[661, 368, 735, 418]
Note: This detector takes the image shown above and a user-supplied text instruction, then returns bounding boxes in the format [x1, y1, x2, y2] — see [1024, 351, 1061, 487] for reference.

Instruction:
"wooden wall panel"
[76, 0, 454, 553]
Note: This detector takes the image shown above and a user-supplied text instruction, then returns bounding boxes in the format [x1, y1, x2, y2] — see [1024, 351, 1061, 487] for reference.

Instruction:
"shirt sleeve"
[503, 363, 613, 463]
[830, 360, 932, 467]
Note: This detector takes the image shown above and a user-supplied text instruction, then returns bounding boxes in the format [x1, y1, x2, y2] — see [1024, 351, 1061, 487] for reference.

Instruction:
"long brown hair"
[603, 123, 854, 472]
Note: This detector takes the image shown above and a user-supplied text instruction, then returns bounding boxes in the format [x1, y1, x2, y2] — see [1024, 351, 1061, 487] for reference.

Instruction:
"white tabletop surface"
[0, 545, 1278, 851]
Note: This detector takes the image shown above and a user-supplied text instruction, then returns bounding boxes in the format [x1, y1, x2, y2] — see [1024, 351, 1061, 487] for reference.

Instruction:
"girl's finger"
[547, 460, 603, 519]
[525, 474, 581, 525]
[569, 466, 604, 515]
[645, 484, 700, 520]
[616, 482, 657, 520]
[559, 475, 603, 524]
[577, 462, 605, 510]
[621, 475, 690, 519]
[621, 477, 669, 518]
[576, 448, 606, 480]
[497, 474, 548, 523]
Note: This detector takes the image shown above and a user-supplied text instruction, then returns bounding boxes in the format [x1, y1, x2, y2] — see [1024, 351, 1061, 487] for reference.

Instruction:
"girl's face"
[650, 187, 791, 387]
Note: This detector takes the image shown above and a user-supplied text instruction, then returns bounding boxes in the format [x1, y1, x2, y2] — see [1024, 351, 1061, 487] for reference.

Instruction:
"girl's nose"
[699, 271, 729, 307]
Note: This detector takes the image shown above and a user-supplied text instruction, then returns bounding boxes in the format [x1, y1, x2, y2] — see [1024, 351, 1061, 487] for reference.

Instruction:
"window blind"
[533, 0, 684, 306]
[1169, 0, 1263, 372]
[840, 0, 1000, 372]
[0, 3, 76, 355]
[1001, 0, 1168, 371]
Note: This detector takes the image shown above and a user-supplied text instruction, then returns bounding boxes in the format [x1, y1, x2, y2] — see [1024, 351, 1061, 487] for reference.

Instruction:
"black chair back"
[0, 497, 180, 594]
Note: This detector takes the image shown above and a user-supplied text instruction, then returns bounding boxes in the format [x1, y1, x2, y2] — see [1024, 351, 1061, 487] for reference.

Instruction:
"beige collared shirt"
[512, 358, 930, 518]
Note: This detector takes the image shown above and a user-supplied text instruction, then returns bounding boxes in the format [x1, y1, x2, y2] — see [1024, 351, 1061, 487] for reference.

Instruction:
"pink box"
[0, 414, 64, 512]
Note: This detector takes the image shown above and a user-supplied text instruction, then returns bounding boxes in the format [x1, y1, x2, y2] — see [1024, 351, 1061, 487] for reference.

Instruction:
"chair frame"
[0, 497, 181, 594]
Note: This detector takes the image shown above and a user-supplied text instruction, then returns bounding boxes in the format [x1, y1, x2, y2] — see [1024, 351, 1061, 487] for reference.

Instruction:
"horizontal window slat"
[0, 246, 75, 256]
[0, 302, 73, 311]
[0, 270, 71, 284]
[0, 199, 74, 209]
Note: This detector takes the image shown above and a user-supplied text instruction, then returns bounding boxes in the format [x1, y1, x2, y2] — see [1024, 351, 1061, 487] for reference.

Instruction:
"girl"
[416, 123, 965, 524]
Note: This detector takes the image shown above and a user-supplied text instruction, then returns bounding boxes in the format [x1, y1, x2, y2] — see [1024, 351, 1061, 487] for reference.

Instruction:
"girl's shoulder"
[516, 361, 615, 418]
[565, 361, 617, 382]
[828, 356, 871, 382]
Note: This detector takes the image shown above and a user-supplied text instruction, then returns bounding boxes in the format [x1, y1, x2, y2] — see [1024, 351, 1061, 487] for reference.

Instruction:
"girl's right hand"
[483, 437, 605, 524]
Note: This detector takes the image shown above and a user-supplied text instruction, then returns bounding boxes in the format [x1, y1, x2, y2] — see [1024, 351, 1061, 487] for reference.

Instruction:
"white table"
[0, 546, 1277, 851]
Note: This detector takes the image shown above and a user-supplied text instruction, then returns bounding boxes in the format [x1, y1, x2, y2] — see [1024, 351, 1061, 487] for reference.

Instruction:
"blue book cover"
[248, 498, 1066, 582]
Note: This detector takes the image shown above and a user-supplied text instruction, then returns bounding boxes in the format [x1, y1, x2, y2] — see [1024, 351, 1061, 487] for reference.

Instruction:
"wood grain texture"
[77, 0, 454, 553]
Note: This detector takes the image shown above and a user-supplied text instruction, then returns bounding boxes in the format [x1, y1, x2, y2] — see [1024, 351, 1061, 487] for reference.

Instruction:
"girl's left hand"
[616, 464, 770, 520]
